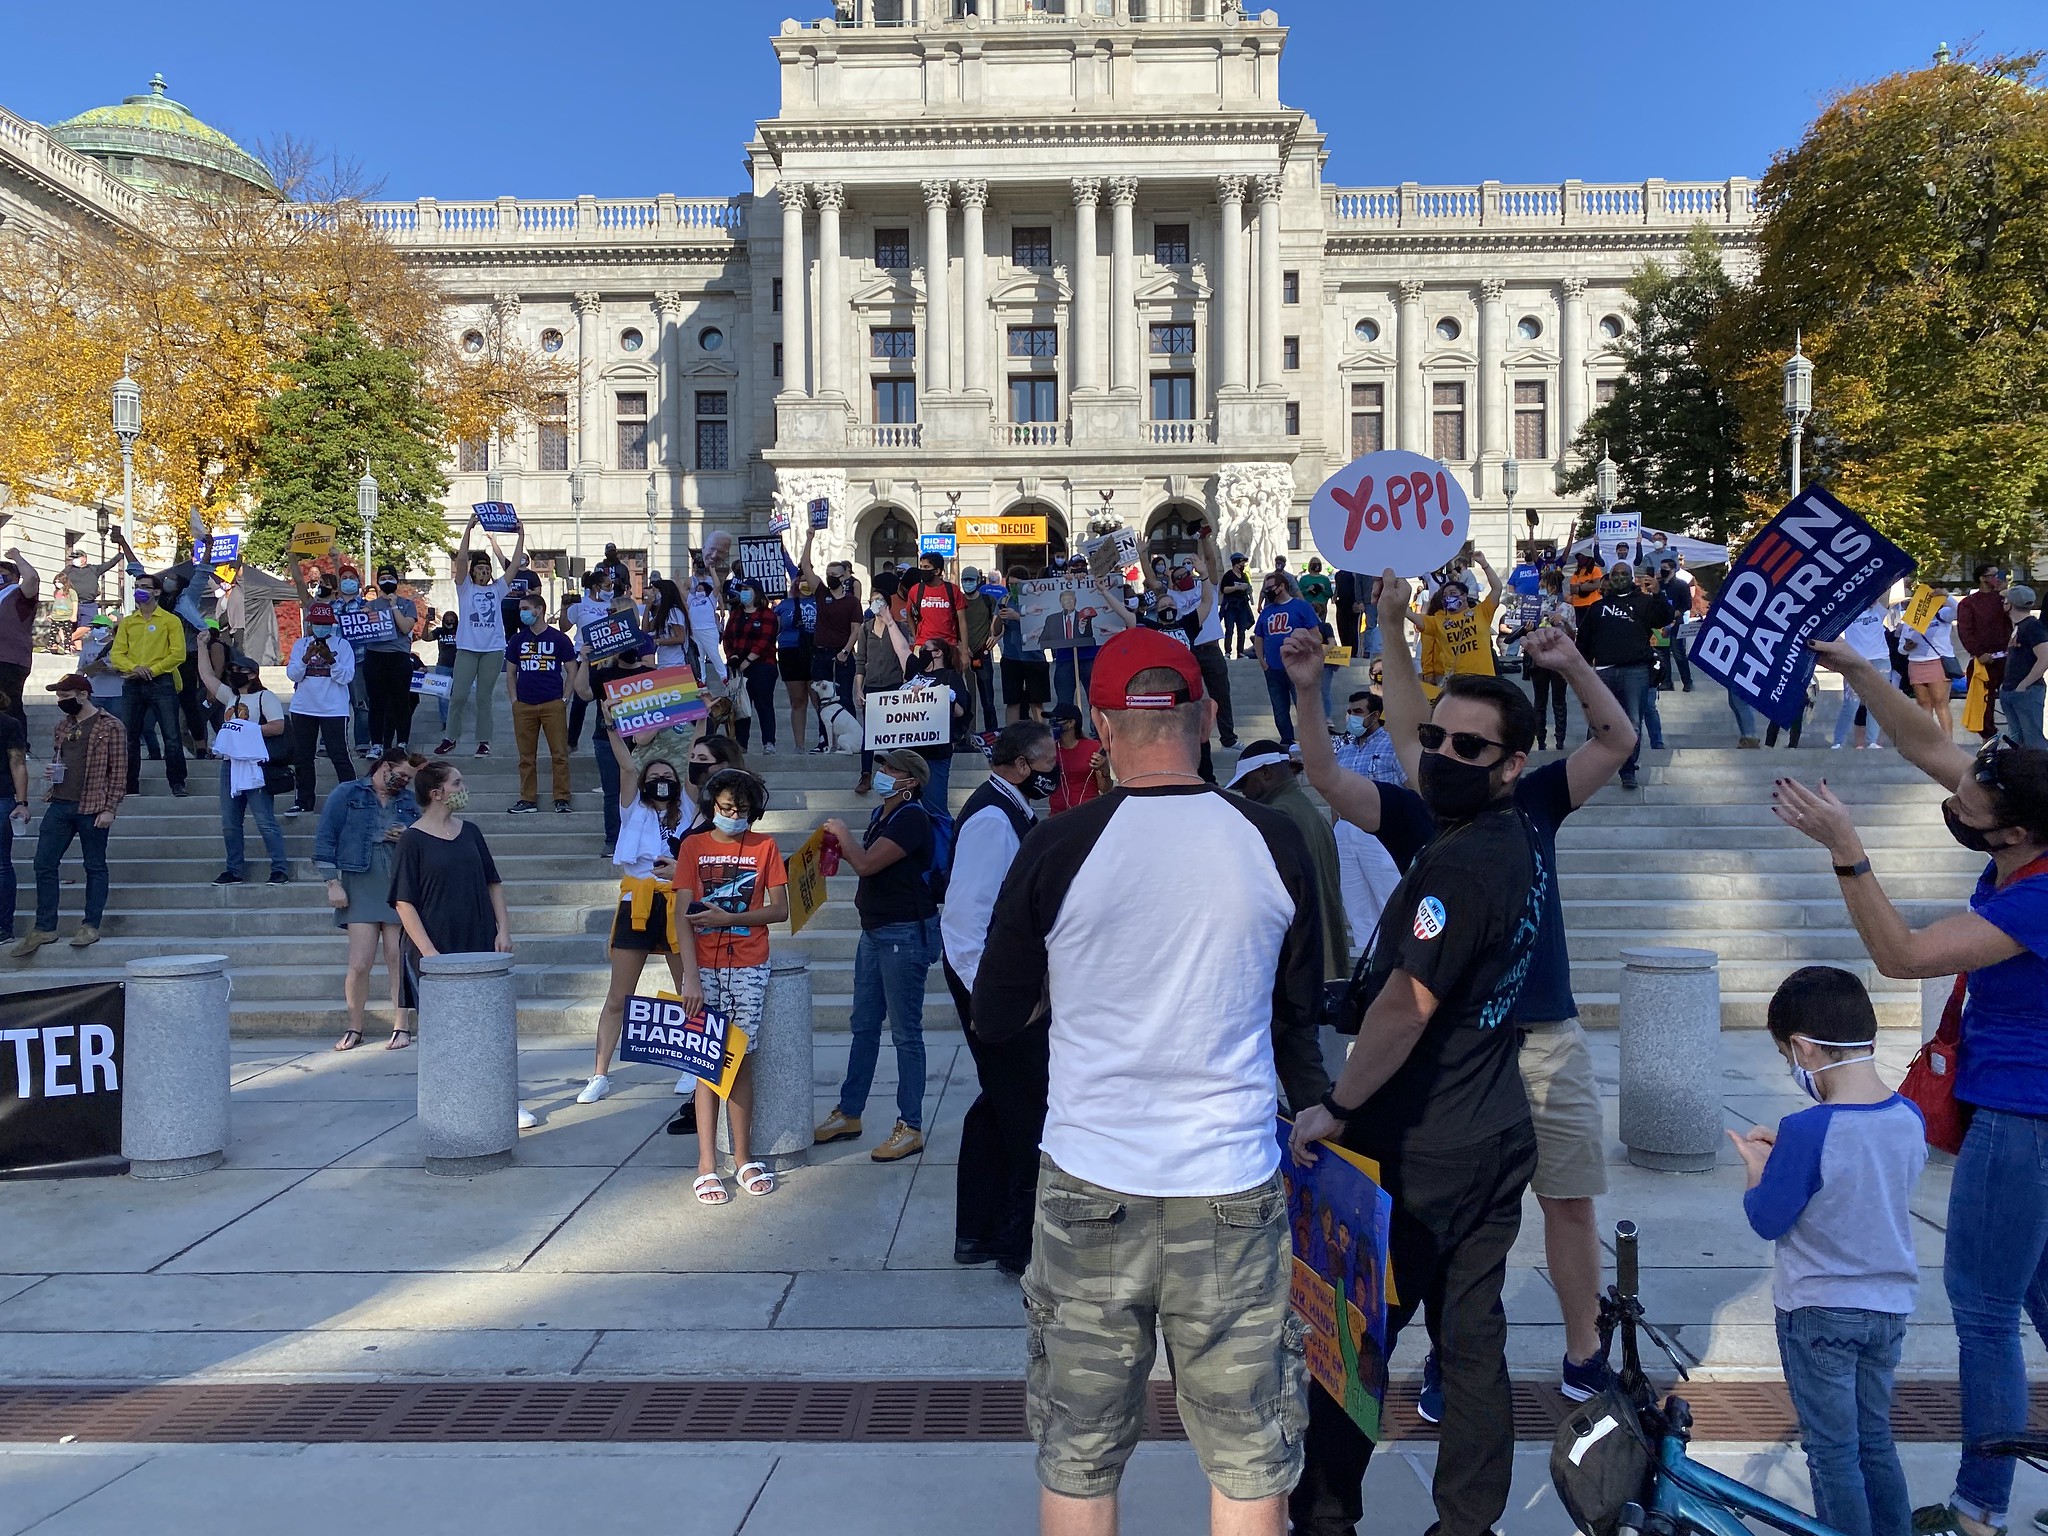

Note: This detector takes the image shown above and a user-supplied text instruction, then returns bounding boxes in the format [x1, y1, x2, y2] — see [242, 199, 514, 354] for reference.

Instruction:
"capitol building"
[0, 0, 1758, 586]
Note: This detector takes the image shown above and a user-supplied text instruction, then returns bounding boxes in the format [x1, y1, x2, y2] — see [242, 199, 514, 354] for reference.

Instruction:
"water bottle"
[819, 831, 841, 877]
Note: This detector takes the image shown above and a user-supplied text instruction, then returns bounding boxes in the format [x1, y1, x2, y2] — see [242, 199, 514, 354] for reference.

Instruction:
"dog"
[811, 680, 864, 754]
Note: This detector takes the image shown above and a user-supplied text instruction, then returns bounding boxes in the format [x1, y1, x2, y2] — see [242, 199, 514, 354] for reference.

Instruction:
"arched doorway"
[1146, 502, 1205, 562]
[867, 508, 919, 573]
[996, 500, 1069, 577]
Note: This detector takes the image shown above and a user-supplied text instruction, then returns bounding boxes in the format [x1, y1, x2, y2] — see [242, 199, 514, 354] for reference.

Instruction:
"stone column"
[957, 179, 989, 395]
[1107, 176, 1138, 395]
[572, 291, 602, 463]
[1395, 279, 1426, 452]
[1254, 172, 1284, 391]
[922, 180, 953, 395]
[779, 181, 810, 399]
[1215, 175, 1249, 393]
[656, 291, 685, 469]
[1559, 276, 1588, 456]
[417, 952, 521, 1175]
[813, 183, 846, 400]
[1618, 946, 1722, 1172]
[1477, 276, 1507, 476]
[122, 954, 230, 1179]
[716, 955, 815, 1173]
[1070, 179, 1102, 395]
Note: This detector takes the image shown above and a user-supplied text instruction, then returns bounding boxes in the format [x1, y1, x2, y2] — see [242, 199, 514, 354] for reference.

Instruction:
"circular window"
[461, 329, 485, 354]
[540, 328, 563, 353]
[1599, 314, 1625, 340]
[1517, 316, 1543, 341]
[620, 328, 644, 353]
[1435, 317, 1462, 342]
[698, 327, 725, 353]
[1353, 317, 1381, 344]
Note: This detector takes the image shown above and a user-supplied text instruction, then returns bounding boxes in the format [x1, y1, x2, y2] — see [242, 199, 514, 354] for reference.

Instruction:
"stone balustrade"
[0, 100, 151, 230]
[355, 194, 747, 245]
[1328, 178, 1759, 231]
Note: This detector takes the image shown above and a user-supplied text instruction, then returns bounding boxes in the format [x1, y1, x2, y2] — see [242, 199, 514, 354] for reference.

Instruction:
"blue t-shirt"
[1256, 598, 1322, 672]
[1962, 861, 2048, 1113]
[1367, 759, 1577, 1026]
[1507, 563, 1544, 597]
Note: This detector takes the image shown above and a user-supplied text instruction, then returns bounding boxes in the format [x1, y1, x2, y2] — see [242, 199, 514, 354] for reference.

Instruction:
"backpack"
[1551, 1386, 1654, 1536]
[924, 807, 957, 902]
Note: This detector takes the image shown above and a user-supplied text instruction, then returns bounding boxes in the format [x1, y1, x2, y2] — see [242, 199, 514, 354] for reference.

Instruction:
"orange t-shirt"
[673, 829, 788, 971]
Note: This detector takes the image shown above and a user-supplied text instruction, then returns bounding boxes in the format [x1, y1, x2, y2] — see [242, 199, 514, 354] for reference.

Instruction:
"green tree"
[249, 305, 449, 574]
[1561, 227, 1760, 547]
[1711, 50, 2048, 572]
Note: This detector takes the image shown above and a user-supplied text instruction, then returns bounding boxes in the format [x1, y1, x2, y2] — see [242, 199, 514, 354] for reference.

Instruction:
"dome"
[49, 75, 277, 199]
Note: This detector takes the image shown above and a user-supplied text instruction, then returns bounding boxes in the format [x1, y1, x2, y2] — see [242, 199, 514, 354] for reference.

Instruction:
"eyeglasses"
[1416, 722, 1507, 762]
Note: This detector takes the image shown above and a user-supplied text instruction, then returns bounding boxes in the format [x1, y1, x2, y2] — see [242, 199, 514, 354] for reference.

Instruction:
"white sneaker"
[516, 1106, 537, 1129]
[763, 742, 779, 755]
[576, 1074, 611, 1103]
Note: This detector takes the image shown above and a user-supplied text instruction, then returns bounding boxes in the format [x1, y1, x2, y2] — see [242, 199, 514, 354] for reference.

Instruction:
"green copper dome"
[50, 75, 277, 198]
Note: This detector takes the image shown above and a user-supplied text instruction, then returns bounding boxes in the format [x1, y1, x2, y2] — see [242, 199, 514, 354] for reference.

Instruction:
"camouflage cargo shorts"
[1020, 1155, 1309, 1502]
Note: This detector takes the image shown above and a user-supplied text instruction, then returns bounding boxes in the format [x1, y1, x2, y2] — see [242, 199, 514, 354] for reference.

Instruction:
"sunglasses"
[1416, 722, 1506, 762]
[1974, 737, 2021, 791]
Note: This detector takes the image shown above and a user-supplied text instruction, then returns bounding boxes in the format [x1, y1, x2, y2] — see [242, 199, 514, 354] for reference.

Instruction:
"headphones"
[699, 767, 769, 824]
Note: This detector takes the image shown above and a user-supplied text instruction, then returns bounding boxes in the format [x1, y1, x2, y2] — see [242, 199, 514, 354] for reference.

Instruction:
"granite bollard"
[417, 951, 519, 1176]
[716, 954, 813, 1174]
[1618, 946, 1721, 1172]
[123, 954, 232, 1179]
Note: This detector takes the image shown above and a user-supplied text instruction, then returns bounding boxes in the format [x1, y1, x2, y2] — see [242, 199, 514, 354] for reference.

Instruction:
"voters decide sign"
[1690, 486, 1915, 728]
[0, 981, 126, 1179]
[1308, 449, 1471, 578]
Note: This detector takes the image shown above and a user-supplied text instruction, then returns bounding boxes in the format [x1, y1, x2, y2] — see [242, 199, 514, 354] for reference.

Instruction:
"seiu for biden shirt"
[506, 627, 576, 705]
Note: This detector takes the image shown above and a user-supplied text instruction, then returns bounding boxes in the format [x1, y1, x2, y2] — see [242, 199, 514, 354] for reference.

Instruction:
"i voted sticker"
[1412, 896, 1446, 941]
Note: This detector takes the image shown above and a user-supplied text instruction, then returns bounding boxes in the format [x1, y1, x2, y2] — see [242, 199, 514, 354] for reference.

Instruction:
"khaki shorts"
[1021, 1156, 1308, 1502]
[1518, 1019, 1609, 1201]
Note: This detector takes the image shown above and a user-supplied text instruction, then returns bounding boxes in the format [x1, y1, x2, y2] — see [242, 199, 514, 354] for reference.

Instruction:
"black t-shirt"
[0, 713, 24, 800]
[2008, 616, 2048, 688]
[904, 662, 966, 761]
[1345, 799, 1547, 1156]
[1576, 590, 1674, 668]
[856, 801, 937, 929]
[1140, 607, 1202, 648]
[389, 821, 503, 956]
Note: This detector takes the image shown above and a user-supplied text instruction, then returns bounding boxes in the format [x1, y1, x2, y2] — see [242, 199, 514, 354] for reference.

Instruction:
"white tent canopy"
[1568, 526, 1729, 568]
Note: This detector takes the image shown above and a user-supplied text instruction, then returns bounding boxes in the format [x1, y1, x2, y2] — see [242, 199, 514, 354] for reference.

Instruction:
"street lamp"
[644, 476, 659, 574]
[1783, 333, 1814, 495]
[111, 369, 140, 608]
[569, 467, 587, 572]
[357, 469, 379, 571]
[1594, 441, 1618, 515]
[1501, 456, 1519, 559]
[485, 467, 504, 505]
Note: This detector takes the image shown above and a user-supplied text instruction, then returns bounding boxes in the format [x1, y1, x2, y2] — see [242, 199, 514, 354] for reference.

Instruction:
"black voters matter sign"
[0, 981, 126, 1179]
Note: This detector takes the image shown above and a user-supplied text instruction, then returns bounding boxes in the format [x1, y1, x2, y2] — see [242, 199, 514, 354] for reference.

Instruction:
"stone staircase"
[0, 659, 1971, 1034]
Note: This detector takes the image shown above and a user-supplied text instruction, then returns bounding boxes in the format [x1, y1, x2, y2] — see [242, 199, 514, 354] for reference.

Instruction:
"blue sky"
[2, 1, 2037, 199]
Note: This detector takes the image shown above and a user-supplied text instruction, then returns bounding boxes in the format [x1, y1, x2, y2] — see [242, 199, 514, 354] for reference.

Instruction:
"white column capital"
[491, 292, 522, 321]
[1398, 279, 1425, 306]
[1071, 176, 1101, 208]
[921, 179, 953, 210]
[1216, 174, 1249, 206]
[655, 290, 686, 317]
[1561, 276, 1588, 300]
[1105, 176, 1139, 207]
[956, 179, 990, 210]
[812, 181, 847, 212]
[781, 181, 812, 212]
[1253, 172, 1283, 205]
[572, 291, 603, 316]
[1480, 277, 1507, 304]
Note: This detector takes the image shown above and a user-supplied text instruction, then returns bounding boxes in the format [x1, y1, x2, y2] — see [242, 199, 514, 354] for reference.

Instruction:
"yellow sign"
[958, 516, 1049, 542]
[1902, 583, 1945, 636]
[787, 826, 830, 936]
[1323, 645, 1353, 667]
[290, 521, 336, 558]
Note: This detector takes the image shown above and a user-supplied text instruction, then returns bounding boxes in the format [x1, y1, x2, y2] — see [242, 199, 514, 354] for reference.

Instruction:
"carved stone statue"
[771, 467, 853, 571]
[1215, 461, 1294, 572]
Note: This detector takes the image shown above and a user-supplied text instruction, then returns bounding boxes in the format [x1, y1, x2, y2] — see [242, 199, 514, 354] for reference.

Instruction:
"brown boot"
[814, 1109, 862, 1145]
[10, 929, 57, 959]
[854, 774, 872, 795]
[871, 1121, 925, 1162]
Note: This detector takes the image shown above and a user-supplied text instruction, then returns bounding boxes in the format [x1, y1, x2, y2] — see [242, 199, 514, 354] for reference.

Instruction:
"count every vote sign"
[1690, 486, 1914, 727]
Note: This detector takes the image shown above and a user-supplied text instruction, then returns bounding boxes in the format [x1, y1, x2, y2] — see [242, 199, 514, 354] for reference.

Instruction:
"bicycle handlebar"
[1615, 1219, 1639, 1299]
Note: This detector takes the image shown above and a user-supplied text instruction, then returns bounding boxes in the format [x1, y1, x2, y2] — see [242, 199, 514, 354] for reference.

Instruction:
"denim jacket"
[313, 779, 418, 879]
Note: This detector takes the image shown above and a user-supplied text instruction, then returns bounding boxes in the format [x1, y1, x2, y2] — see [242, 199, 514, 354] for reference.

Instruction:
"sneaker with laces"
[267, 871, 291, 885]
[212, 871, 245, 885]
[1560, 1351, 1612, 1403]
[576, 1074, 611, 1104]
[517, 1106, 537, 1130]
[435, 739, 457, 756]
[871, 1121, 925, 1162]
[508, 800, 539, 814]
[554, 799, 572, 814]
[474, 742, 491, 757]
[814, 1109, 862, 1144]
[762, 742, 779, 755]
[1416, 1350, 1443, 1424]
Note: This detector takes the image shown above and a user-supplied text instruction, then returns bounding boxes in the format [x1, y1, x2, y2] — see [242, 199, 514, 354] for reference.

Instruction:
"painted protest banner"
[808, 497, 832, 531]
[1083, 527, 1142, 587]
[472, 501, 520, 533]
[959, 514, 1049, 542]
[1596, 508, 1643, 568]
[336, 606, 396, 646]
[1308, 449, 1471, 578]
[0, 981, 126, 1179]
[618, 995, 747, 1098]
[1277, 1117, 1392, 1439]
[604, 665, 708, 735]
[737, 535, 791, 599]
[864, 684, 950, 750]
[1012, 575, 1132, 652]
[1691, 486, 1916, 728]
[415, 666, 453, 701]
[787, 827, 830, 937]
[1901, 582, 1946, 637]
[920, 533, 957, 559]
[290, 521, 336, 559]
[580, 613, 647, 661]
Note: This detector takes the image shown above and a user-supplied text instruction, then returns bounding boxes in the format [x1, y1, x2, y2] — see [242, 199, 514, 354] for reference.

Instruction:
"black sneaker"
[553, 799, 572, 814]
[212, 871, 245, 885]
[434, 738, 457, 756]
[1417, 1349, 1444, 1424]
[474, 742, 492, 758]
[1620, 773, 1639, 791]
[508, 800, 540, 814]
[1560, 1351, 1613, 1403]
[664, 1103, 698, 1136]
[267, 871, 291, 885]
[170, 785, 189, 798]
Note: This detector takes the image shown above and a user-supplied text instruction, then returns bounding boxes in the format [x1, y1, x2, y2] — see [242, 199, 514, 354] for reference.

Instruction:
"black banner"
[0, 981, 126, 1179]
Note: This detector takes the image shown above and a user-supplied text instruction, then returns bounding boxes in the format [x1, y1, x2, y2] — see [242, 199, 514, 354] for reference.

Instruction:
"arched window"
[996, 501, 1069, 576]
[1145, 503, 1205, 561]
[868, 510, 919, 570]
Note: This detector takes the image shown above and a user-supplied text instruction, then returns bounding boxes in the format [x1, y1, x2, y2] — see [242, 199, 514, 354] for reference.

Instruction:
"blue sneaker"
[1561, 1351, 1613, 1403]
[1417, 1350, 1443, 1424]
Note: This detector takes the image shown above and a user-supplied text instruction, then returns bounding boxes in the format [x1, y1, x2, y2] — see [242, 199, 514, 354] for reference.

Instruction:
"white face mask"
[1787, 1036, 1876, 1101]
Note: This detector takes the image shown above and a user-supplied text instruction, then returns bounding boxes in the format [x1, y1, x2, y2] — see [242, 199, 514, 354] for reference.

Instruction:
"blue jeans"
[1834, 683, 1888, 748]
[0, 797, 16, 937]
[923, 753, 952, 815]
[219, 771, 288, 879]
[1948, 1108, 2048, 1523]
[592, 724, 621, 846]
[1729, 692, 1759, 740]
[1775, 1306, 1910, 1536]
[1596, 663, 1651, 777]
[1264, 667, 1297, 748]
[838, 918, 938, 1130]
[34, 800, 109, 931]
[2000, 687, 2046, 751]
[1640, 670, 1666, 748]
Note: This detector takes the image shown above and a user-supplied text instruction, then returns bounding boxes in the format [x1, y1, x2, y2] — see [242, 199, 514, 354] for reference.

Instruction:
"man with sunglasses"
[1280, 572, 1638, 1536]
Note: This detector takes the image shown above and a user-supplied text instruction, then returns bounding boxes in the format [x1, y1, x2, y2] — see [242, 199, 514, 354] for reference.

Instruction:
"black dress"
[389, 820, 504, 1005]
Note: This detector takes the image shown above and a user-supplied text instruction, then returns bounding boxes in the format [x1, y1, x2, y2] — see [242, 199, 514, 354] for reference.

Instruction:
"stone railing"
[356, 194, 747, 245]
[0, 101, 151, 229]
[1147, 419, 1215, 445]
[995, 422, 1066, 448]
[1327, 179, 1759, 231]
[848, 423, 923, 448]
[797, 0, 1253, 30]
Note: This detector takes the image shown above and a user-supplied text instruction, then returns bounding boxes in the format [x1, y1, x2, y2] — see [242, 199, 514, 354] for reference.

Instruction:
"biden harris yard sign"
[1690, 487, 1915, 728]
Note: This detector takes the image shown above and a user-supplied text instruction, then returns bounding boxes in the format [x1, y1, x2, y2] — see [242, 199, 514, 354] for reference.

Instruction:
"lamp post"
[1502, 455, 1519, 561]
[644, 476, 659, 578]
[357, 469, 379, 572]
[1594, 442, 1618, 516]
[569, 467, 587, 573]
[485, 467, 504, 505]
[112, 369, 140, 609]
[1783, 334, 1814, 495]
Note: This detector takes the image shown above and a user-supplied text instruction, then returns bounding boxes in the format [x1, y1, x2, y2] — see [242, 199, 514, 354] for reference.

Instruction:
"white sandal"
[693, 1173, 728, 1206]
[737, 1160, 776, 1197]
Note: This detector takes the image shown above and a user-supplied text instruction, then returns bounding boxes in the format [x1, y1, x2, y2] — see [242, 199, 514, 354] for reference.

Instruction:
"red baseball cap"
[1089, 628, 1204, 710]
[306, 602, 335, 624]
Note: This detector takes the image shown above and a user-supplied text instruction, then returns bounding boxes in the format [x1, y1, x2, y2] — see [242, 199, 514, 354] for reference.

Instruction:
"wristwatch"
[1319, 1089, 1361, 1124]
[1832, 859, 1872, 879]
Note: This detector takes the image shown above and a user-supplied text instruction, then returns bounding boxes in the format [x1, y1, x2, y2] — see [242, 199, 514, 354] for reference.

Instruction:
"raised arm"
[1810, 639, 1972, 791]
[1093, 576, 1135, 622]
[1473, 548, 1502, 607]
[797, 525, 818, 589]
[195, 630, 222, 696]
[1283, 629, 1385, 833]
[1521, 628, 1635, 807]
[8, 550, 37, 604]
[1377, 571, 1428, 787]
[509, 522, 528, 573]
[452, 515, 477, 580]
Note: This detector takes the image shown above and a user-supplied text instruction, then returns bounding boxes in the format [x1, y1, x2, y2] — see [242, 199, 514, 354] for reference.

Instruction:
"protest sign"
[1277, 1117, 1392, 1439]
[0, 981, 126, 1179]
[472, 502, 520, 533]
[415, 666, 453, 700]
[1901, 583, 1946, 636]
[618, 995, 747, 1097]
[808, 497, 832, 531]
[336, 607, 396, 645]
[787, 827, 830, 937]
[604, 665, 708, 735]
[864, 684, 950, 750]
[920, 533, 957, 559]
[1519, 593, 1544, 628]
[768, 503, 791, 535]
[1308, 449, 1471, 577]
[580, 613, 646, 661]
[1323, 645, 1352, 667]
[1596, 508, 1642, 567]
[1082, 528, 1141, 587]
[1690, 486, 1916, 728]
[290, 522, 336, 559]
[197, 532, 239, 565]
[959, 515, 1049, 541]
[1012, 576, 1131, 651]
[737, 535, 791, 599]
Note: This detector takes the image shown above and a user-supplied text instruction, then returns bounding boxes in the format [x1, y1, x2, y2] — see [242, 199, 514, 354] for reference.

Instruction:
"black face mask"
[57, 696, 84, 716]
[379, 580, 398, 594]
[687, 761, 711, 787]
[647, 778, 679, 803]
[226, 671, 256, 693]
[1417, 751, 1502, 821]
[1943, 799, 2009, 854]
[1022, 766, 1061, 800]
